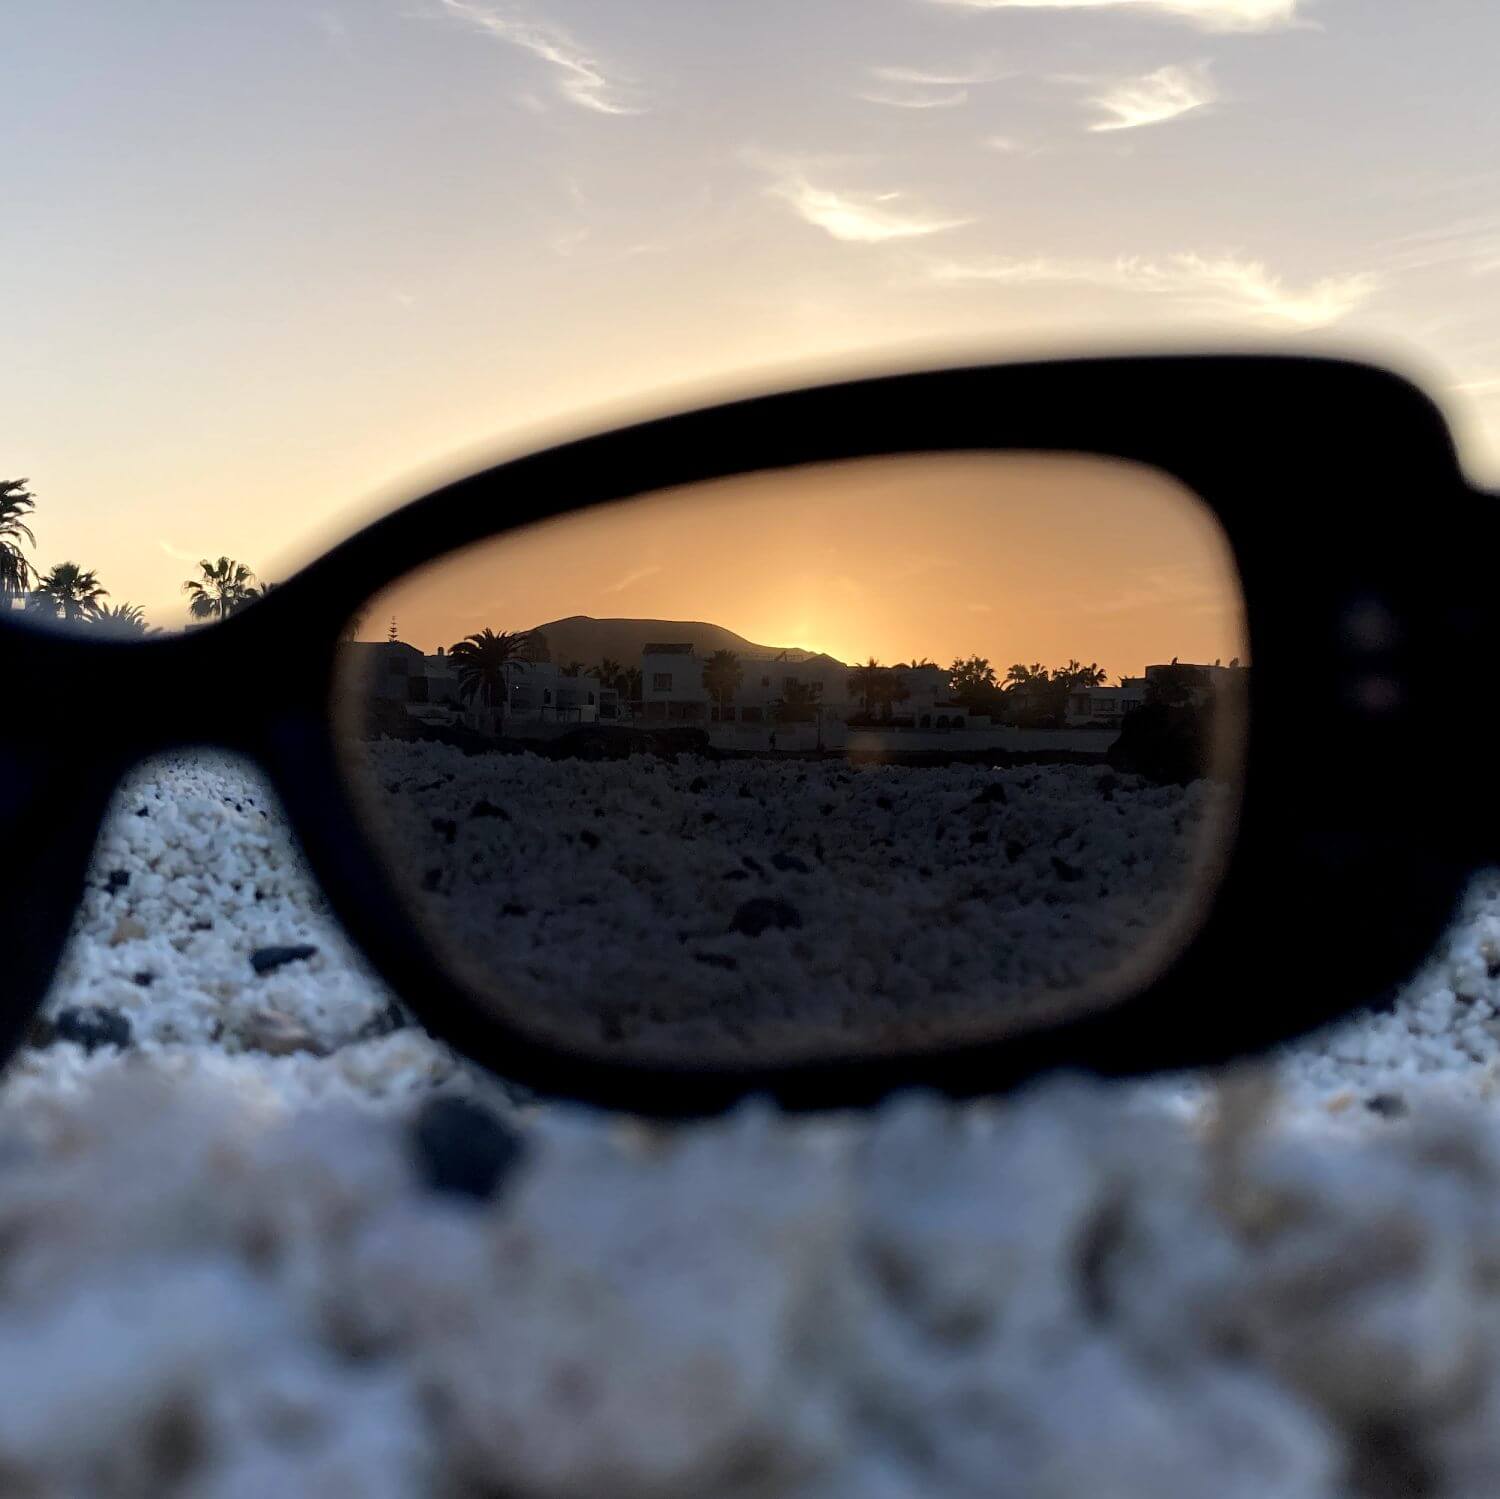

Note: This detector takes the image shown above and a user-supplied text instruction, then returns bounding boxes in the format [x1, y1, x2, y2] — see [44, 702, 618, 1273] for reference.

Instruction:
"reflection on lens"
[332, 453, 1248, 1065]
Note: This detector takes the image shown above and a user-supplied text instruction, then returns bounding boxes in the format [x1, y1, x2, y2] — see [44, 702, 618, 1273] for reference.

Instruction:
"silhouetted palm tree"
[880, 670, 910, 721]
[0, 479, 37, 600]
[449, 628, 534, 731]
[774, 680, 821, 725]
[27, 562, 107, 622]
[92, 602, 158, 637]
[702, 649, 743, 712]
[847, 657, 885, 717]
[559, 660, 586, 678]
[598, 657, 624, 692]
[233, 581, 279, 613]
[1054, 659, 1107, 689]
[183, 556, 257, 620]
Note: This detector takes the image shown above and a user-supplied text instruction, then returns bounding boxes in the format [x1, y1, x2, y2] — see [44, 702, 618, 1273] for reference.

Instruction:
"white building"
[640, 644, 989, 730]
[1066, 678, 1148, 726]
[640, 643, 709, 722]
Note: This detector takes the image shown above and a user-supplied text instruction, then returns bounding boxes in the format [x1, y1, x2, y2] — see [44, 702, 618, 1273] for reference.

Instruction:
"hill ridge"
[523, 615, 841, 668]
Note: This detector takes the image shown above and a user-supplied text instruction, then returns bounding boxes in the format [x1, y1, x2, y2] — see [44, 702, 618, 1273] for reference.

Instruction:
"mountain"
[522, 616, 840, 669]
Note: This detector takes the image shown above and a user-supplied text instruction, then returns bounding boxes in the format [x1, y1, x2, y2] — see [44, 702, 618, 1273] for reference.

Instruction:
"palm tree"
[92, 602, 158, 638]
[448, 628, 535, 732]
[774, 680, 822, 725]
[0, 479, 37, 601]
[27, 562, 107, 622]
[701, 649, 743, 713]
[881, 670, 910, 722]
[620, 666, 642, 702]
[559, 660, 587, 678]
[847, 657, 886, 717]
[233, 581, 279, 613]
[183, 557, 257, 621]
[598, 657, 624, 692]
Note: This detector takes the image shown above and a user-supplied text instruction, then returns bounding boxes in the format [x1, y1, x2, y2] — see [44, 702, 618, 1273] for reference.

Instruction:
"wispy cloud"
[753, 156, 972, 243]
[1088, 62, 1215, 131]
[158, 540, 204, 563]
[926, 0, 1301, 32]
[1378, 213, 1500, 276]
[432, 0, 644, 115]
[1076, 565, 1230, 617]
[858, 86, 971, 109]
[602, 563, 662, 595]
[859, 59, 1012, 109]
[927, 251, 1377, 328]
[873, 62, 1014, 86]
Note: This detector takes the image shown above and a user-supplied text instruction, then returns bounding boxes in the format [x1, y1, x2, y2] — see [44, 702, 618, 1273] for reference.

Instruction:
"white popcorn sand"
[8, 748, 1500, 1496]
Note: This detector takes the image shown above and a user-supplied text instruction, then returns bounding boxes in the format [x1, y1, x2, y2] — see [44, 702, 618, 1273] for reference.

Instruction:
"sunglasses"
[2, 354, 1484, 1115]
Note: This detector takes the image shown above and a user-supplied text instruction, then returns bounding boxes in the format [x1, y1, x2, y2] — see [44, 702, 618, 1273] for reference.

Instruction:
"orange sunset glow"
[358, 453, 1247, 677]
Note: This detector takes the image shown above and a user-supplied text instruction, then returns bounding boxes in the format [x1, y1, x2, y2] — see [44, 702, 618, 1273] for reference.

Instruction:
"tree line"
[425, 627, 1173, 732]
[0, 477, 272, 633]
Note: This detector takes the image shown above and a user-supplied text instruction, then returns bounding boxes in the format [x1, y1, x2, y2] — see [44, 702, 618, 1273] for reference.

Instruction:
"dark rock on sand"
[249, 944, 319, 976]
[49, 1005, 133, 1053]
[730, 897, 802, 937]
[411, 1095, 525, 1201]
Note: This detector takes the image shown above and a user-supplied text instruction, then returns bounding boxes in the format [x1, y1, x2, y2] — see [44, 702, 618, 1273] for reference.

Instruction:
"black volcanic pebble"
[410, 1095, 525, 1200]
[579, 829, 600, 849]
[51, 1005, 132, 1053]
[730, 897, 802, 937]
[771, 851, 809, 873]
[971, 783, 1008, 806]
[431, 817, 458, 845]
[1051, 856, 1084, 883]
[694, 952, 739, 970]
[468, 799, 508, 820]
[105, 869, 130, 893]
[249, 944, 319, 975]
[1365, 1092, 1409, 1119]
[357, 999, 411, 1041]
[132, 971, 154, 988]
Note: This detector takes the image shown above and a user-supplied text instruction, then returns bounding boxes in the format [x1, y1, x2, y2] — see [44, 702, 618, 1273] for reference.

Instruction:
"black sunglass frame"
[2, 354, 1492, 1115]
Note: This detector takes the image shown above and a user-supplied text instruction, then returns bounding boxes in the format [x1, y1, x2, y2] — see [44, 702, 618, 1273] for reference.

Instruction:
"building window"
[652, 673, 672, 692]
[783, 677, 798, 690]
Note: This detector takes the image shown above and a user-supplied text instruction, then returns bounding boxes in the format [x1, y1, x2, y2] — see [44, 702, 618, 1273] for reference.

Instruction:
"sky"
[3, 0, 1499, 633]
[367, 454, 1247, 677]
